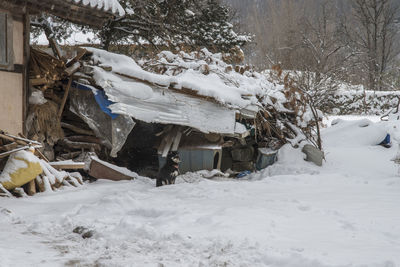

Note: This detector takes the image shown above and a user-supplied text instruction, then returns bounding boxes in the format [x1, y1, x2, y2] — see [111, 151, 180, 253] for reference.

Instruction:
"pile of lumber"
[29, 48, 66, 90]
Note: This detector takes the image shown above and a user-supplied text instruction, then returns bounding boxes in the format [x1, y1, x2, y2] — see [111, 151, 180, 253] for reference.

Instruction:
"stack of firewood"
[29, 48, 66, 90]
[29, 47, 85, 90]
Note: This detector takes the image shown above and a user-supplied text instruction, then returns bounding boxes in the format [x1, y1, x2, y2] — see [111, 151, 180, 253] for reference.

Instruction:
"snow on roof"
[85, 48, 283, 111]
[67, 0, 125, 16]
[81, 48, 304, 133]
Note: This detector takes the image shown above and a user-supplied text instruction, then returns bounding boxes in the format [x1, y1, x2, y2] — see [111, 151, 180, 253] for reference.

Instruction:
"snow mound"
[324, 119, 388, 147]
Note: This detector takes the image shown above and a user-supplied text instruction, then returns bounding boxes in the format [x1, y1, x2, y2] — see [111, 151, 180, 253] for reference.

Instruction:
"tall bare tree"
[345, 0, 400, 90]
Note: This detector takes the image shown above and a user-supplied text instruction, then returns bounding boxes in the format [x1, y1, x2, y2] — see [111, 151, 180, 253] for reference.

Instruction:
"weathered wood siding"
[0, 10, 25, 135]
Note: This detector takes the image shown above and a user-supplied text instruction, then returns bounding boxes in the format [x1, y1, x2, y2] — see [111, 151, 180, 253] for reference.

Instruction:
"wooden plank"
[49, 162, 85, 170]
[49, 38, 63, 60]
[89, 158, 135, 181]
[58, 77, 73, 119]
[157, 137, 167, 155]
[161, 132, 175, 158]
[171, 130, 182, 151]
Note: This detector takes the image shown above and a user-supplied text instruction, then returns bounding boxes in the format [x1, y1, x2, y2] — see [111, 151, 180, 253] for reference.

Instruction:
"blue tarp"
[72, 82, 119, 120]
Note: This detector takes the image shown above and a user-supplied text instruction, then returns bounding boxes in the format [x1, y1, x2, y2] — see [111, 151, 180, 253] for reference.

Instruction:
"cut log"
[30, 77, 48, 86]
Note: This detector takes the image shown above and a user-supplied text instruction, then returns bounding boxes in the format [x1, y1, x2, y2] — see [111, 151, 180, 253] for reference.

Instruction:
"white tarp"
[107, 85, 237, 134]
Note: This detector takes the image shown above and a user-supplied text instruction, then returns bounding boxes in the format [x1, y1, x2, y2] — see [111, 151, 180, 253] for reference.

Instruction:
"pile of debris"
[11, 44, 323, 189]
[71, 48, 323, 173]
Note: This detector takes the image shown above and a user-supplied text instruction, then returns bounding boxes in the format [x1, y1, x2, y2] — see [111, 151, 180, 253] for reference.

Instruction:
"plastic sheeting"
[69, 87, 135, 157]
[72, 82, 118, 119]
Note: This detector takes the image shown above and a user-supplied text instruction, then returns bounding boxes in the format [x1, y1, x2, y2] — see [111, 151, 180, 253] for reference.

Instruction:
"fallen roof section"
[77, 47, 322, 149]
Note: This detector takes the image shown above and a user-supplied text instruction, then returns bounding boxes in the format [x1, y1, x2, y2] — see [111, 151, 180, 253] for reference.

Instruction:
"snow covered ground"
[1, 116, 400, 267]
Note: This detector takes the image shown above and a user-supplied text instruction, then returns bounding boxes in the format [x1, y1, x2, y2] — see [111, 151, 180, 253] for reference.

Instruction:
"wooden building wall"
[0, 9, 28, 135]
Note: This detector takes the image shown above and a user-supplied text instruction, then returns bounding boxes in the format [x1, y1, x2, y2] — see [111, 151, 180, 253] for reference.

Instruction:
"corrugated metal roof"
[66, 0, 125, 16]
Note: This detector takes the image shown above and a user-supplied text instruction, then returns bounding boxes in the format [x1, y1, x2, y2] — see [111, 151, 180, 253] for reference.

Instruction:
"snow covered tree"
[98, 0, 250, 52]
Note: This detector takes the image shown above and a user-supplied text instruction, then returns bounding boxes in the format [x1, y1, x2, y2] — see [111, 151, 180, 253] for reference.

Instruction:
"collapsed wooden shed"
[58, 48, 322, 176]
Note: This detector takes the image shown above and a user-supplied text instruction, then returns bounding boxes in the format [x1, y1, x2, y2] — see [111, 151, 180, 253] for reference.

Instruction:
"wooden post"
[58, 78, 73, 119]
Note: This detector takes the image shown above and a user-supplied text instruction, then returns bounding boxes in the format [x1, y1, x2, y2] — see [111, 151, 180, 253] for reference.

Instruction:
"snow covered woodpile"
[0, 133, 83, 197]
